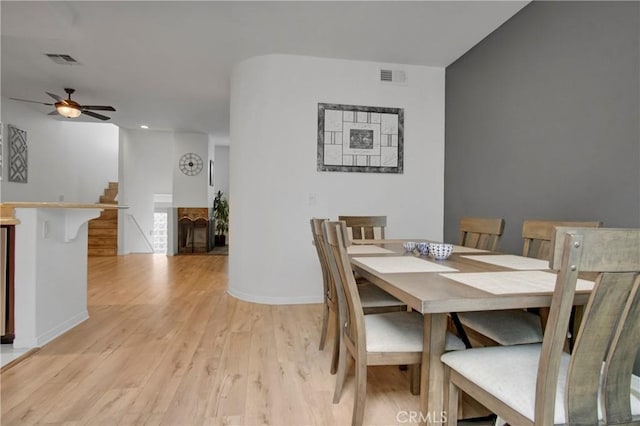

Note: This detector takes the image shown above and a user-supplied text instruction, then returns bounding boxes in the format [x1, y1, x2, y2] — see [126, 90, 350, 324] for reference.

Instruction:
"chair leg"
[352, 358, 367, 426]
[319, 302, 329, 350]
[409, 364, 420, 395]
[444, 367, 458, 426]
[333, 340, 352, 404]
[330, 309, 340, 374]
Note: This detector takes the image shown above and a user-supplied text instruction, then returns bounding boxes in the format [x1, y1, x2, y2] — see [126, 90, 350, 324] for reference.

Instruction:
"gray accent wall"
[444, 1, 640, 254]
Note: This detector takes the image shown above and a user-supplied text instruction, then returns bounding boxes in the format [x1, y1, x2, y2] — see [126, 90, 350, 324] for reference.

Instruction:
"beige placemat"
[452, 245, 489, 253]
[461, 254, 550, 270]
[354, 256, 458, 273]
[347, 245, 395, 255]
[439, 270, 594, 294]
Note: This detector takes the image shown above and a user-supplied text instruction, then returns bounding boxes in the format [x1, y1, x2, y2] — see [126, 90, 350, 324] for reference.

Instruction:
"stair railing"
[127, 214, 154, 253]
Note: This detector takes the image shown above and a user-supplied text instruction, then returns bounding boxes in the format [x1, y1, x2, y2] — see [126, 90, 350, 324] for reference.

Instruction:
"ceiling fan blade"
[82, 105, 116, 111]
[46, 92, 62, 102]
[48, 110, 59, 115]
[82, 110, 111, 121]
[9, 97, 54, 106]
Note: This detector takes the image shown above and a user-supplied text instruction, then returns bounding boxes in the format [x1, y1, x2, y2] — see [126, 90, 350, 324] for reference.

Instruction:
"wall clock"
[179, 153, 204, 176]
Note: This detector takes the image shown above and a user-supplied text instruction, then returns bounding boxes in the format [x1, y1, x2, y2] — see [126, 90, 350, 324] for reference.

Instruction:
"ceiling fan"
[10, 88, 116, 121]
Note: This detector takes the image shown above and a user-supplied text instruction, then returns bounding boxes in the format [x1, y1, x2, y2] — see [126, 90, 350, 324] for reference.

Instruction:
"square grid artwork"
[317, 103, 403, 173]
[8, 125, 27, 183]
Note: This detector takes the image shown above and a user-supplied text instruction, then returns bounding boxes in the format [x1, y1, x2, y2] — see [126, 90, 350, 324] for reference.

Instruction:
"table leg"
[420, 312, 447, 425]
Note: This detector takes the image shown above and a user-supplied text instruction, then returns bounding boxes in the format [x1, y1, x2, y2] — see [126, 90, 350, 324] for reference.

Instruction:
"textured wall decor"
[8, 125, 27, 183]
[317, 103, 403, 173]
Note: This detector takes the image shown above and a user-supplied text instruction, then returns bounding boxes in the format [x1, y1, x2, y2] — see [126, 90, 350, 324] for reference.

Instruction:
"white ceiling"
[1, 1, 528, 142]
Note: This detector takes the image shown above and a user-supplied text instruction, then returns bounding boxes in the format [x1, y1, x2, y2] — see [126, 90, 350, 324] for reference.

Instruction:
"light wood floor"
[1, 254, 427, 425]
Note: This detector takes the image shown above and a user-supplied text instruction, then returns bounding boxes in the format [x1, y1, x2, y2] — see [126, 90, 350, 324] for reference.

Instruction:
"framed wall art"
[8, 124, 27, 183]
[317, 103, 403, 174]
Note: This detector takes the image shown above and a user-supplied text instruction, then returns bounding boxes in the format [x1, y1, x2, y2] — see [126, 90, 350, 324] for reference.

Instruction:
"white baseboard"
[36, 311, 89, 347]
[226, 288, 323, 305]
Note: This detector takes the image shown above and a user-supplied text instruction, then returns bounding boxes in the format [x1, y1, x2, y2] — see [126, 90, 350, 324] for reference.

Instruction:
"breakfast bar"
[0, 202, 123, 349]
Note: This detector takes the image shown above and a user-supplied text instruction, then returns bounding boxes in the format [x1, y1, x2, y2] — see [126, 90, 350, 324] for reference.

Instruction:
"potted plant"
[213, 190, 229, 246]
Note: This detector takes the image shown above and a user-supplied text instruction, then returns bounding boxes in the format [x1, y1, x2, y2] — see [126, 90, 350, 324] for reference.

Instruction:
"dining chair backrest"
[310, 218, 335, 308]
[338, 215, 386, 241]
[458, 217, 505, 251]
[522, 219, 602, 260]
[322, 221, 366, 362]
[536, 227, 640, 425]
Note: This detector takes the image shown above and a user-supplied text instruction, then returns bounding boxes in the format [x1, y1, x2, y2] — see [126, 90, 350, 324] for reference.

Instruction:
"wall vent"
[379, 68, 407, 85]
[45, 53, 80, 65]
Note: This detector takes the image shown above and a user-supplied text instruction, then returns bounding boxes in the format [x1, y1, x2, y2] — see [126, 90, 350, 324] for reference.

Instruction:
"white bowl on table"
[416, 242, 430, 255]
[428, 243, 453, 260]
[403, 241, 418, 252]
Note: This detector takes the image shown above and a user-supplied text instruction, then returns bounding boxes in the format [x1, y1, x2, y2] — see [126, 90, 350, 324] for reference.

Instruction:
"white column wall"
[229, 54, 445, 304]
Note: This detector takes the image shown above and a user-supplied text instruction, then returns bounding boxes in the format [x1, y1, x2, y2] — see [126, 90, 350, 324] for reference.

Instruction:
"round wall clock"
[179, 153, 204, 176]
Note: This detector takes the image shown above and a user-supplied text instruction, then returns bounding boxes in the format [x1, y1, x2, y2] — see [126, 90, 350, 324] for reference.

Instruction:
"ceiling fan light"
[56, 104, 81, 118]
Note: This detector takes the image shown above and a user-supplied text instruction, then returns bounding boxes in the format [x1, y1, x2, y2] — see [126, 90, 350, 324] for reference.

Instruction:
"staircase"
[88, 182, 118, 256]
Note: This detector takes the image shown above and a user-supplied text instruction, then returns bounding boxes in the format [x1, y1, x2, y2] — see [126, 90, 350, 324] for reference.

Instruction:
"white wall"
[229, 54, 445, 304]
[119, 128, 173, 253]
[214, 145, 230, 197]
[119, 128, 209, 254]
[1, 97, 118, 202]
[173, 132, 209, 207]
[208, 135, 231, 216]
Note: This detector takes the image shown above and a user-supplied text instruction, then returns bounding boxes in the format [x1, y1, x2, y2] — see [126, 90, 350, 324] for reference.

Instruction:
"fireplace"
[177, 208, 210, 253]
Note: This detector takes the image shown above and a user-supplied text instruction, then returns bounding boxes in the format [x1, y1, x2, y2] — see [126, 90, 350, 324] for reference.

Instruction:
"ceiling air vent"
[379, 68, 407, 85]
[45, 53, 80, 65]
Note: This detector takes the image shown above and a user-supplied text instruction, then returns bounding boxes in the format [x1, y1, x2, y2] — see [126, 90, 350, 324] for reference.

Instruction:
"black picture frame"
[209, 160, 214, 187]
[317, 103, 404, 174]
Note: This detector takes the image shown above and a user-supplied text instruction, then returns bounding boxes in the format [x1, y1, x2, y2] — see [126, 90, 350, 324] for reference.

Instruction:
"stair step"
[88, 228, 117, 237]
[88, 237, 117, 247]
[89, 247, 117, 256]
[103, 187, 118, 198]
[96, 209, 118, 219]
[89, 182, 119, 256]
[89, 215, 117, 224]
[89, 222, 117, 230]
[99, 196, 118, 204]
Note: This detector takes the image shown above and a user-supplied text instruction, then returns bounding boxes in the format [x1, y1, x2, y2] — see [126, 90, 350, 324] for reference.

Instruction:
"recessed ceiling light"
[140, 125, 149, 129]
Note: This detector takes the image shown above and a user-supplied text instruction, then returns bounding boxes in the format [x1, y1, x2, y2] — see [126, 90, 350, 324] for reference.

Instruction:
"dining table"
[348, 241, 594, 425]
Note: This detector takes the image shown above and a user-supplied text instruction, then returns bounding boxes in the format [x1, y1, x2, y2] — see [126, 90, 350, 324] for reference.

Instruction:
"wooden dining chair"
[455, 219, 602, 348]
[522, 219, 603, 260]
[458, 216, 505, 251]
[322, 220, 465, 426]
[451, 217, 507, 346]
[310, 218, 406, 375]
[522, 219, 603, 345]
[442, 227, 640, 426]
[338, 215, 386, 241]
